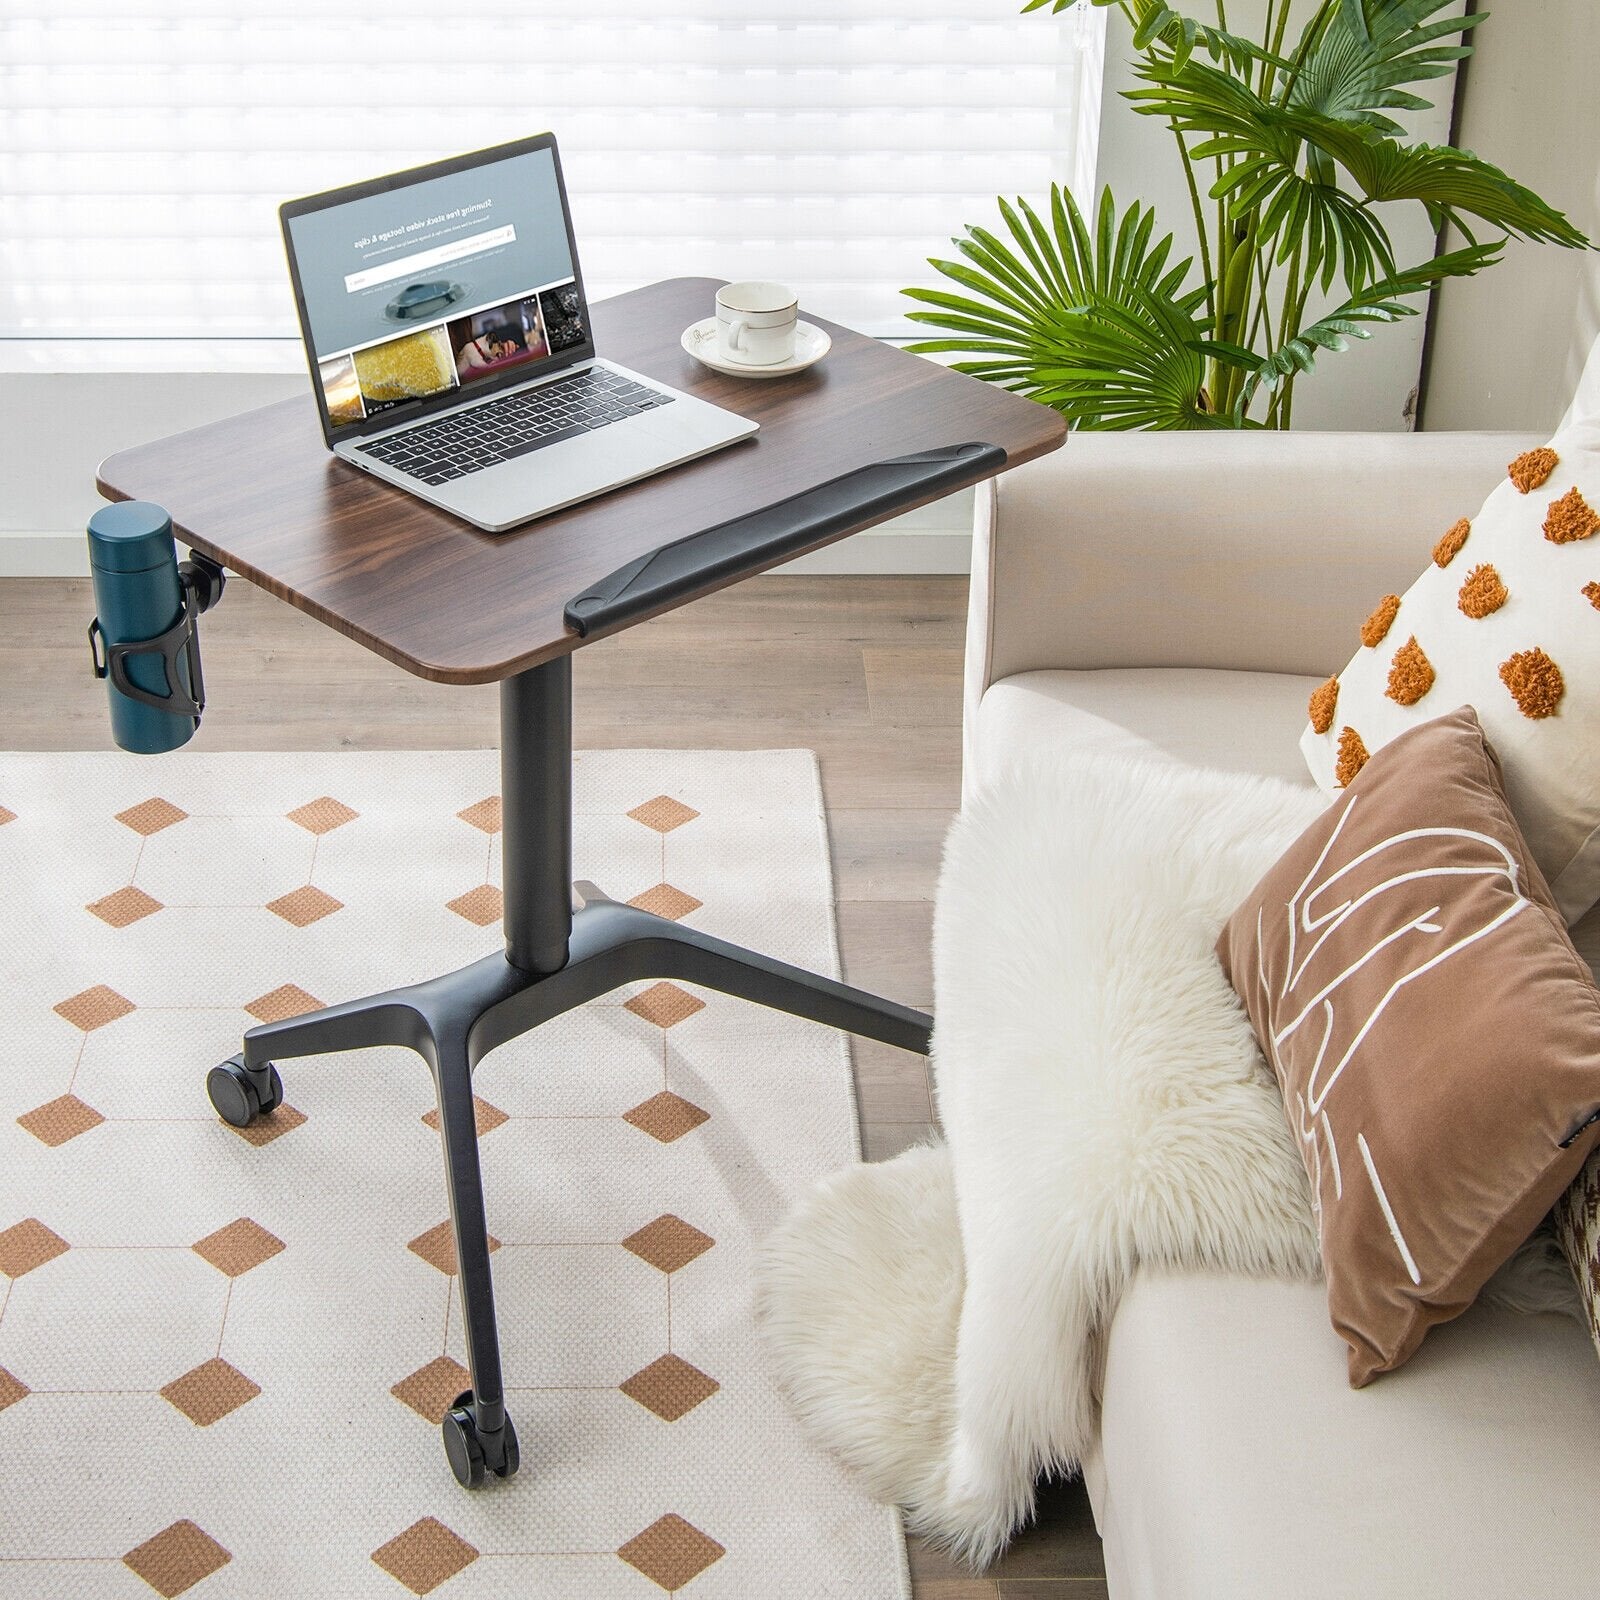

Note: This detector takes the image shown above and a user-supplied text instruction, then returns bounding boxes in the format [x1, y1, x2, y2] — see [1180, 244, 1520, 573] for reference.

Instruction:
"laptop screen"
[281, 141, 590, 436]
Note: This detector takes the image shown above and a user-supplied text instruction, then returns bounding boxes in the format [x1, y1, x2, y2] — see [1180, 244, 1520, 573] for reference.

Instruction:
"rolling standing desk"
[95, 276, 1066, 1488]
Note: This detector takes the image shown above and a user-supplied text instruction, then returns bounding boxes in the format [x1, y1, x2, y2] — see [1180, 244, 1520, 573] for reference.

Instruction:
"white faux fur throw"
[757, 751, 1582, 1566]
[755, 754, 1335, 1565]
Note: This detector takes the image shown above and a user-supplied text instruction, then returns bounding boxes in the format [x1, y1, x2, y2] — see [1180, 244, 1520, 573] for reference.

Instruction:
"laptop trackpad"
[467, 419, 680, 523]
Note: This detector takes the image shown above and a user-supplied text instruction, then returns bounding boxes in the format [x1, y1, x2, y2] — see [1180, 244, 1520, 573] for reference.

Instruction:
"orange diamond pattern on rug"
[121, 1519, 231, 1598]
[620, 1353, 720, 1422]
[191, 1218, 285, 1278]
[243, 983, 322, 1023]
[53, 984, 135, 1032]
[0, 804, 14, 825]
[628, 883, 703, 921]
[390, 1355, 471, 1424]
[628, 795, 700, 834]
[0, 1218, 70, 1278]
[86, 885, 163, 928]
[266, 884, 343, 927]
[0, 1365, 28, 1412]
[17, 1094, 105, 1148]
[456, 795, 502, 834]
[285, 796, 358, 834]
[227, 1103, 307, 1147]
[420, 1096, 508, 1137]
[624, 982, 706, 1029]
[622, 1214, 715, 1275]
[371, 1517, 479, 1596]
[115, 797, 187, 837]
[408, 1220, 501, 1276]
[623, 1091, 711, 1144]
[160, 1358, 261, 1427]
[618, 1513, 726, 1591]
[447, 884, 503, 926]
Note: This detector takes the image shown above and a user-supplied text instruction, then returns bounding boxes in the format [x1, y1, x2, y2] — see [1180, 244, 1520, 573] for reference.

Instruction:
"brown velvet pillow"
[1218, 706, 1600, 1385]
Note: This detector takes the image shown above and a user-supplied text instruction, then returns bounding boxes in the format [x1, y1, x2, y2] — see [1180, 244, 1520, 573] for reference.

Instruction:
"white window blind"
[0, 1, 1103, 364]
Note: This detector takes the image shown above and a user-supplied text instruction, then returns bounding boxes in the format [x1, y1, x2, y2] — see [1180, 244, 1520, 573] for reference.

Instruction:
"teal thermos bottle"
[87, 501, 200, 754]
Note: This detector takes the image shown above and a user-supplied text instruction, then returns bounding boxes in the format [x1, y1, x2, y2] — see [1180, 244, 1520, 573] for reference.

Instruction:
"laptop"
[279, 134, 757, 531]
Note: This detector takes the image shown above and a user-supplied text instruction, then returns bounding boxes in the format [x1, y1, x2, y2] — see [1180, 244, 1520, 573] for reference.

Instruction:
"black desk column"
[499, 654, 575, 976]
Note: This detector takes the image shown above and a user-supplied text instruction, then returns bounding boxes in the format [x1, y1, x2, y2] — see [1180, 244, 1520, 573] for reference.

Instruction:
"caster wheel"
[441, 1404, 485, 1488]
[498, 1413, 521, 1479]
[206, 1054, 283, 1128]
[253, 1061, 284, 1115]
[442, 1392, 519, 1488]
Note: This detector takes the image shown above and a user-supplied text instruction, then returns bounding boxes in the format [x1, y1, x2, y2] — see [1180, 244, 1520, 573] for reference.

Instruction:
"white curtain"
[0, 0, 1103, 360]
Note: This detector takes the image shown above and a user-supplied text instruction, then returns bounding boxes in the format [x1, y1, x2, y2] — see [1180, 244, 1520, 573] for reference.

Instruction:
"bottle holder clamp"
[88, 552, 226, 720]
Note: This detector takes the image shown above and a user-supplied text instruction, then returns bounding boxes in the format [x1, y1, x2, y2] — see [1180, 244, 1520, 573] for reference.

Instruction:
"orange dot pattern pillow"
[1301, 427, 1600, 924]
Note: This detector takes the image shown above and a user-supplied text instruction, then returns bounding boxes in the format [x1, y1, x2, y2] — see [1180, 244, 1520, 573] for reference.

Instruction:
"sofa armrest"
[966, 429, 1540, 714]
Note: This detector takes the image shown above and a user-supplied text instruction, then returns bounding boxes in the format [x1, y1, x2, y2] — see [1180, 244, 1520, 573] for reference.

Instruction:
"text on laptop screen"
[284, 147, 586, 432]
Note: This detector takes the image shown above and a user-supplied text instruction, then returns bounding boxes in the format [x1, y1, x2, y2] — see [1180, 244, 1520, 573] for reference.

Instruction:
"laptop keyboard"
[356, 368, 674, 485]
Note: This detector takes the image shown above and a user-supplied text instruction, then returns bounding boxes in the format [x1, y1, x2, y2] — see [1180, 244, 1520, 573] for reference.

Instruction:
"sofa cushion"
[1086, 1268, 1600, 1600]
[971, 667, 1324, 793]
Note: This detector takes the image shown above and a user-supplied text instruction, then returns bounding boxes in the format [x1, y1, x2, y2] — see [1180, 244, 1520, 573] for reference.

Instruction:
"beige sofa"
[965, 432, 1600, 1597]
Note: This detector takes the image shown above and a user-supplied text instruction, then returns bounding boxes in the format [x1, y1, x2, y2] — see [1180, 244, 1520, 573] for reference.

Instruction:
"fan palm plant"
[905, 0, 1591, 428]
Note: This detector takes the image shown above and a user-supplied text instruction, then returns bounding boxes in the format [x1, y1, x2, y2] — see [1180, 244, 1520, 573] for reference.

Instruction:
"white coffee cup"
[715, 281, 798, 366]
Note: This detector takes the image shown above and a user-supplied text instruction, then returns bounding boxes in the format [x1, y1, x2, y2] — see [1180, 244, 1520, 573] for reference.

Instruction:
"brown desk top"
[96, 277, 1065, 684]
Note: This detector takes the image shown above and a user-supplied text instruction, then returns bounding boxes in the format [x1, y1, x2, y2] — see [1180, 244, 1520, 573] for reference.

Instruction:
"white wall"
[0, 370, 303, 575]
[1420, 1, 1600, 431]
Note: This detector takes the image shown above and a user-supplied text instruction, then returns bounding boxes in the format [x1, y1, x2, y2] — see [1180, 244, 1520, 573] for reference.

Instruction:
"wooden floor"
[1, 574, 1108, 1598]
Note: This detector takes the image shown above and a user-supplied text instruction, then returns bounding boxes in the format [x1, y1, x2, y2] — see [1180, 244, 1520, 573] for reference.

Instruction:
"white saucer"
[680, 317, 831, 378]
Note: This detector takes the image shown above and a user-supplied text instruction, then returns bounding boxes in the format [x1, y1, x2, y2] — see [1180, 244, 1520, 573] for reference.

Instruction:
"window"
[0, 1, 1103, 365]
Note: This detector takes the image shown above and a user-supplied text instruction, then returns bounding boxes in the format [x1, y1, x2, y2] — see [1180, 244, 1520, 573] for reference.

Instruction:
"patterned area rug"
[0, 749, 907, 1599]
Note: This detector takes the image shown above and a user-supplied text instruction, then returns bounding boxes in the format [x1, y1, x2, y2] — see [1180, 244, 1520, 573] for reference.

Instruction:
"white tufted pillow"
[1300, 404, 1600, 924]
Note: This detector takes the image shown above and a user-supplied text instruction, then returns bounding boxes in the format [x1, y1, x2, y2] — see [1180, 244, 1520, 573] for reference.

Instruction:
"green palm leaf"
[1128, 57, 1398, 289]
[904, 186, 1239, 430]
[1288, 0, 1485, 135]
[1027, 0, 1286, 76]
[1296, 121, 1592, 245]
[1132, 55, 1588, 287]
